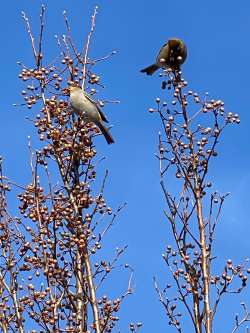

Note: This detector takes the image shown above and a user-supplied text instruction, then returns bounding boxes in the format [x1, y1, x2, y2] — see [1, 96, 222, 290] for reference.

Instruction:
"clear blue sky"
[1, 1, 250, 332]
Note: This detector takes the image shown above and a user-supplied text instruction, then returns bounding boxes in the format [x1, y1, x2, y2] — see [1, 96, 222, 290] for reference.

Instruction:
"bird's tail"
[98, 122, 114, 144]
[140, 64, 158, 75]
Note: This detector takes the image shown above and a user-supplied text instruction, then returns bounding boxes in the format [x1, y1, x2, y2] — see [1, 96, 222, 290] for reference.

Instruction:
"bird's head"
[62, 84, 81, 96]
[168, 38, 183, 50]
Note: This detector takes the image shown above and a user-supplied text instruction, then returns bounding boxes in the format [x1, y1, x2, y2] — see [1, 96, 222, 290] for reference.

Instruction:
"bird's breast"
[70, 93, 100, 123]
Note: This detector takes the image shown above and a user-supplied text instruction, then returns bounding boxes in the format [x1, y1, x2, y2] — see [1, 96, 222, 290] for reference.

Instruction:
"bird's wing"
[84, 92, 109, 123]
[97, 108, 109, 123]
[158, 42, 168, 52]
[157, 42, 168, 60]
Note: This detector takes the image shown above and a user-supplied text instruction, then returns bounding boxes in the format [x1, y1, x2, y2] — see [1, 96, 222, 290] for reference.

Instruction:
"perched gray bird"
[141, 38, 187, 75]
[69, 86, 114, 144]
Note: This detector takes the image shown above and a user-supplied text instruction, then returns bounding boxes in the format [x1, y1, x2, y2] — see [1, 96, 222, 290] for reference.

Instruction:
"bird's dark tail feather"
[140, 64, 158, 75]
[98, 123, 114, 144]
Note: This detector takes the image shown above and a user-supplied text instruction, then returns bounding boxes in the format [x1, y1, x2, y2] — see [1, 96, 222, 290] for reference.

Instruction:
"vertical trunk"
[196, 190, 212, 333]
[84, 251, 101, 333]
[76, 250, 87, 332]
[192, 283, 202, 333]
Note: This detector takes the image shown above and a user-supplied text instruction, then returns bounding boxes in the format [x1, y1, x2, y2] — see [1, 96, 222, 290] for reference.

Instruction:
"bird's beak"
[62, 87, 70, 96]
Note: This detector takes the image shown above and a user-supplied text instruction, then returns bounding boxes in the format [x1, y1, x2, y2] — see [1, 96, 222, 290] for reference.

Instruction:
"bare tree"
[0, 6, 136, 333]
[151, 70, 250, 333]
[2, 4, 247, 333]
